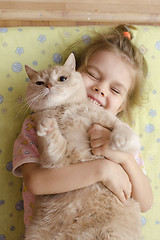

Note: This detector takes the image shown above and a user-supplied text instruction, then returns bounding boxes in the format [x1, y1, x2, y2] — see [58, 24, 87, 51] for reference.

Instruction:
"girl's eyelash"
[111, 88, 120, 94]
[87, 71, 99, 80]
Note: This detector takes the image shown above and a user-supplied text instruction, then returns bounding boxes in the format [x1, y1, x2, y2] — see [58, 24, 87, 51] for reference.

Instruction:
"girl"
[13, 25, 153, 228]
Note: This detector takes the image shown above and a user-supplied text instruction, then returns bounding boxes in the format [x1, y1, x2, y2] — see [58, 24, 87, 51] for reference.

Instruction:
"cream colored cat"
[25, 53, 141, 240]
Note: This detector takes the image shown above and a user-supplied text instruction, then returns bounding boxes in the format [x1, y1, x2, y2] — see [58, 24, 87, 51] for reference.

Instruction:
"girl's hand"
[101, 147, 131, 166]
[88, 123, 131, 167]
[101, 160, 132, 203]
[88, 124, 153, 212]
[100, 149, 153, 212]
[88, 124, 132, 203]
[88, 123, 111, 156]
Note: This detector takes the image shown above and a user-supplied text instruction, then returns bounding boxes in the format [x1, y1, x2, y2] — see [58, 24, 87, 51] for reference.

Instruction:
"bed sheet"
[0, 25, 160, 240]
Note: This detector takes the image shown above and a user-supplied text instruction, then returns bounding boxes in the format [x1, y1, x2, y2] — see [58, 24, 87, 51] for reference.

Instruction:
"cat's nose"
[46, 83, 53, 89]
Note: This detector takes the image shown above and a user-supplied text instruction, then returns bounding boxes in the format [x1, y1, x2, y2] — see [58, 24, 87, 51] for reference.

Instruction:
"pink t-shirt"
[12, 114, 146, 227]
[13, 114, 39, 227]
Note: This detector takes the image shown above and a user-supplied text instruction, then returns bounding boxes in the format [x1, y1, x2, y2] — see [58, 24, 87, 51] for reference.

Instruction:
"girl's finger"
[123, 183, 132, 201]
[90, 137, 110, 148]
[88, 124, 111, 136]
[89, 131, 105, 140]
[90, 138, 103, 148]
[111, 188, 126, 204]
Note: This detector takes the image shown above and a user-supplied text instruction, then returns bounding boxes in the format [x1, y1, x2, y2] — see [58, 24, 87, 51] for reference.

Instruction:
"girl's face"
[80, 50, 133, 115]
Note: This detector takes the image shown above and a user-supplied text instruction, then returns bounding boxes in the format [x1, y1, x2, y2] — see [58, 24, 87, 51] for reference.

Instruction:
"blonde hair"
[66, 25, 148, 123]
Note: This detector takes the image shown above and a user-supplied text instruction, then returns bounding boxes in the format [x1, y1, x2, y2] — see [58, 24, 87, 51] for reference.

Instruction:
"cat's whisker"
[26, 95, 43, 109]
[15, 91, 46, 118]
[14, 96, 35, 118]
[15, 102, 30, 119]
[26, 90, 46, 103]
[26, 91, 48, 111]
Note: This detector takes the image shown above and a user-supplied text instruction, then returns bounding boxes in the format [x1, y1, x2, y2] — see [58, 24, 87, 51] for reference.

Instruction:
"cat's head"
[25, 53, 87, 112]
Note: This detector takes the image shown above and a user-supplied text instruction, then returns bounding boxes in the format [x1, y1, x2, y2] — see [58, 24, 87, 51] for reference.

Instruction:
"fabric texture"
[0, 25, 160, 239]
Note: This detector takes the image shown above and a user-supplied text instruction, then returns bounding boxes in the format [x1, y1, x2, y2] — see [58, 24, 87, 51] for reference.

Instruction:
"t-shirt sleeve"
[134, 151, 146, 175]
[13, 114, 40, 177]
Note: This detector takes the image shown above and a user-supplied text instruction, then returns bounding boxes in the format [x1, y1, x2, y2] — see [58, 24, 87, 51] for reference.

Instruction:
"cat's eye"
[58, 76, 67, 82]
[36, 81, 44, 85]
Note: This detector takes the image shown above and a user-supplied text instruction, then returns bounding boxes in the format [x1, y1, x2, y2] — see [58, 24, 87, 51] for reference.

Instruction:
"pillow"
[0, 25, 159, 239]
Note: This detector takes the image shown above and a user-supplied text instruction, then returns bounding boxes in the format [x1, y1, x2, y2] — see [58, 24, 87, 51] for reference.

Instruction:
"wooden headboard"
[0, 0, 160, 27]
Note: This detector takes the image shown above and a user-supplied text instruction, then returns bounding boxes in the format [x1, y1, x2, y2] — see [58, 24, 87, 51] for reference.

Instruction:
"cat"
[24, 53, 141, 240]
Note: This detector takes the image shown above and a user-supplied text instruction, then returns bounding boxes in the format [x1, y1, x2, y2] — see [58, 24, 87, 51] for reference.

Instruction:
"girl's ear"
[64, 53, 76, 71]
[25, 65, 38, 80]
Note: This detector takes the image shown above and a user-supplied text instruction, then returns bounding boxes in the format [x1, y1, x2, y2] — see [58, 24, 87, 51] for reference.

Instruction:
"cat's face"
[25, 54, 86, 111]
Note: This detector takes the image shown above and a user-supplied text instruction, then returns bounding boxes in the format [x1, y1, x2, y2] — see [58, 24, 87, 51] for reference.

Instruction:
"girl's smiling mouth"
[88, 96, 103, 107]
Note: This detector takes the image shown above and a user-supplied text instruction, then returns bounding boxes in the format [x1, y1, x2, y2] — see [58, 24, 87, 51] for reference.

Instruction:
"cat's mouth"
[88, 96, 102, 107]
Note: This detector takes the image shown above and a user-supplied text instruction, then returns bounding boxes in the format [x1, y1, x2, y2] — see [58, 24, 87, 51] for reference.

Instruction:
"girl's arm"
[22, 158, 131, 204]
[14, 115, 131, 204]
[89, 124, 153, 212]
[103, 150, 153, 212]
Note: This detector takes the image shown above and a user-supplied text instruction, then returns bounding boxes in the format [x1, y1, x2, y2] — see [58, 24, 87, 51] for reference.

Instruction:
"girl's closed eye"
[111, 87, 121, 95]
[87, 71, 99, 80]
[87, 68, 100, 80]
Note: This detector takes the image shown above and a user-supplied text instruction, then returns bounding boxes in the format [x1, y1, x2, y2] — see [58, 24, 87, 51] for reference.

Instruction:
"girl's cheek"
[105, 98, 121, 115]
[83, 78, 92, 89]
[81, 74, 88, 86]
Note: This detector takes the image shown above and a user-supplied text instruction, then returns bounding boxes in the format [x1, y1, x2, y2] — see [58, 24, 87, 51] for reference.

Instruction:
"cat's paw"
[109, 122, 141, 154]
[37, 117, 57, 136]
[110, 132, 127, 150]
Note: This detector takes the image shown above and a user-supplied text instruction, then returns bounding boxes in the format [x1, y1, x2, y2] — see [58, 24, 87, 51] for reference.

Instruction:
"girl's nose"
[92, 86, 105, 97]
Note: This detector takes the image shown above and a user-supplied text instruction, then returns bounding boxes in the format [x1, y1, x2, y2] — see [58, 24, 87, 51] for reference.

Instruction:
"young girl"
[13, 25, 153, 228]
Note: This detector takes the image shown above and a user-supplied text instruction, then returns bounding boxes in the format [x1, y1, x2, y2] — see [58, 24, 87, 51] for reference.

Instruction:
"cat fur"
[24, 53, 141, 240]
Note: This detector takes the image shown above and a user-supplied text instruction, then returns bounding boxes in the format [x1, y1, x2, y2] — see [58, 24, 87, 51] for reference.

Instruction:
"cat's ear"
[64, 53, 76, 71]
[25, 65, 38, 80]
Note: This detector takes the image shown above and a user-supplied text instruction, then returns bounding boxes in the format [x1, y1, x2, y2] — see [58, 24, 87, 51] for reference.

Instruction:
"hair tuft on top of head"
[114, 25, 136, 41]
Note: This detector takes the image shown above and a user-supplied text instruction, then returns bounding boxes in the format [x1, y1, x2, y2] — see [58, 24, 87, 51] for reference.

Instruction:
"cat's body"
[25, 54, 141, 240]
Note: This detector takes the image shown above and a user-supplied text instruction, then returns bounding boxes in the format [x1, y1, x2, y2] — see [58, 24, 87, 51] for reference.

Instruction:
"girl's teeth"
[88, 97, 101, 106]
